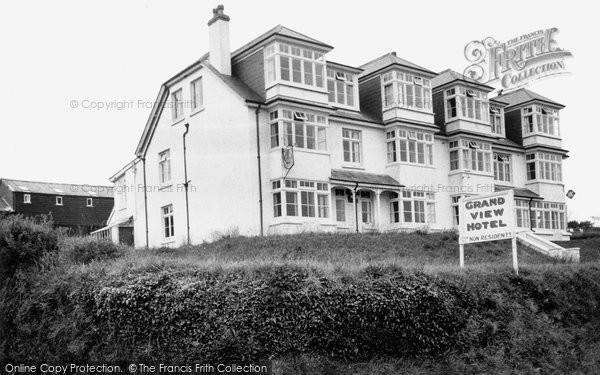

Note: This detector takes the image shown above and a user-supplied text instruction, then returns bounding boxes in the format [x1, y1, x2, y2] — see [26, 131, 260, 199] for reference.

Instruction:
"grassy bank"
[1, 216, 600, 374]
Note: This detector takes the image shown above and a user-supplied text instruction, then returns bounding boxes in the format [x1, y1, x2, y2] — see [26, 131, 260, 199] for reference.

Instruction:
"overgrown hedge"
[0, 215, 58, 285]
[2, 262, 600, 370]
[1, 215, 599, 372]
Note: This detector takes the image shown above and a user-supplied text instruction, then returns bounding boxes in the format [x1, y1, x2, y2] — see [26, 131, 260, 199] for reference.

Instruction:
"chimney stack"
[208, 4, 231, 75]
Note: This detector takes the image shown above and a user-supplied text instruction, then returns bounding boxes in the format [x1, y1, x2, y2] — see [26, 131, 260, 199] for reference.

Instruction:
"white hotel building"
[98, 6, 571, 248]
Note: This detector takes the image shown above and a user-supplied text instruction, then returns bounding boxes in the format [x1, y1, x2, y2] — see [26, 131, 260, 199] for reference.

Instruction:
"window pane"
[304, 61, 313, 85]
[306, 125, 315, 149]
[280, 56, 290, 81]
[295, 122, 304, 148]
[403, 201, 412, 222]
[292, 58, 302, 83]
[336, 80, 345, 104]
[286, 192, 297, 216]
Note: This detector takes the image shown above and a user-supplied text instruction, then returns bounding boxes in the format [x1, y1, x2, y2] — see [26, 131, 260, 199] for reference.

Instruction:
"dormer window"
[444, 87, 489, 123]
[521, 105, 560, 137]
[264, 42, 325, 89]
[381, 71, 432, 112]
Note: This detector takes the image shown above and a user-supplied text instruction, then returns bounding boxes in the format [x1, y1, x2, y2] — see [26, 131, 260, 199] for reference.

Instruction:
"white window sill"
[448, 170, 493, 177]
[525, 180, 564, 185]
[386, 161, 435, 169]
[190, 107, 205, 117]
[341, 164, 364, 170]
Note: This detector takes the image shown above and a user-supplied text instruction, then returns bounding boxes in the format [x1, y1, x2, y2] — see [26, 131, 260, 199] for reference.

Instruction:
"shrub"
[61, 237, 124, 264]
[0, 215, 59, 284]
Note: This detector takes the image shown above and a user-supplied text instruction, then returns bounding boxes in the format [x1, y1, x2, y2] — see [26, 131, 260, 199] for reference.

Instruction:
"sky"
[0, 0, 598, 221]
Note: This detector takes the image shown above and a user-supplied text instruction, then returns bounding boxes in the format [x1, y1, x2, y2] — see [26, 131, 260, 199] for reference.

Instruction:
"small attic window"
[335, 72, 346, 81]
[293, 112, 308, 121]
[413, 76, 423, 86]
[466, 89, 475, 97]
[490, 107, 500, 114]
[468, 141, 480, 149]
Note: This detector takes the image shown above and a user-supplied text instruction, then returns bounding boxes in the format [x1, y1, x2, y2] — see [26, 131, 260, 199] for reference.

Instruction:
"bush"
[0, 215, 59, 284]
[61, 237, 124, 264]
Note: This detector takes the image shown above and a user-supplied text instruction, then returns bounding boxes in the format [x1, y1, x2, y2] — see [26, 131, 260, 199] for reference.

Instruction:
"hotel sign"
[463, 28, 572, 91]
[459, 190, 515, 245]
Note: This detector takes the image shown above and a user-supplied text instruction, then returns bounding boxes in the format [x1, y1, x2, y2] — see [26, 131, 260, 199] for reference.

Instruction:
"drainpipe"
[142, 157, 149, 249]
[183, 123, 191, 245]
[254, 104, 264, 236]
[354, 182, 359, 233]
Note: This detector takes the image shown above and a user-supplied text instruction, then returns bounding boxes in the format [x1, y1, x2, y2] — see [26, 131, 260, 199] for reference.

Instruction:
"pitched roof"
[432, 69, 495, 91]
[0, 197, 13, 212]
[0, 178, 114, 198]
[232, 25, 333, 58]
[359, 52, 436, 78]
[494, 88, 564, 109]
[204, 62, 263, 102]
[330, 169, 404, 187]
[494, 185, 542, 200]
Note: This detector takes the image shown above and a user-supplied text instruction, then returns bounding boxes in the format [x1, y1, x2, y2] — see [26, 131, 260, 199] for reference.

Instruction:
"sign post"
[458, 190, 518, 273]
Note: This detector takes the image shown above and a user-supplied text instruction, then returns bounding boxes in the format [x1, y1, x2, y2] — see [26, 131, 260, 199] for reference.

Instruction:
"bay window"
[265, 42, 325, 89]
[526, 152, 562, 182]
[273, 179, 329, 219]
[381, 71, 432, 111]
[444, 87, 489, 123]
[449, 139, 491, 173]
[522, 105, 560, 137]
[530, 201, 566, 230]
[390, 191, 435, 224]
[387, 129, 434, 166]
[493, 153, 512, 182]
[269, 109, 327, 151]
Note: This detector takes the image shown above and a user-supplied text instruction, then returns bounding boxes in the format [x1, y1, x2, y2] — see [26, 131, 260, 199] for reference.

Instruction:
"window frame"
[387, 129, 434, 167]
[56, 196, 63, 206]
[23, 194, 31, 204]
[521, 105, 560, 137]
[158, 149, 172, 186]
[381, 71, 432, 112]
[342, 128, 362, 165]
[161, 204, 175, 239]
[272, 179, 330, 219]
[264, 42, 326, 90]
[190, 77, 203, 111]
[86, 197, 93, 207]
[171, 88, 184, 121]
[493, 153, 512, 183]
[444, 86, 490, 124]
